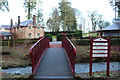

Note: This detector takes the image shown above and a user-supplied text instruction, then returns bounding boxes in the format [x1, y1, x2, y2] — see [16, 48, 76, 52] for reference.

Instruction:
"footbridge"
[30, 37, 76, 80]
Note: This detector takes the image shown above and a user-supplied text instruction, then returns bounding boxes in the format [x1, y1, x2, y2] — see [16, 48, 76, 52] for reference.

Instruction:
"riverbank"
[76, 45, 120, 63]
[2, 62, 119, 80]
[2, 44, 32, 69]
[2, 42, 120, 69]
[2, 71, 120, 80]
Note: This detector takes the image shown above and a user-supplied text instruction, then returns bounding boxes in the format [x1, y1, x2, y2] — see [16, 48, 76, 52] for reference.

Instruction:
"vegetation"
[44, 34, 52, 41]
[23, 0, 36, 19]
[110, 0, 120, 16]
[2, 43, 32, 69]
[46, 8, 60, 32]
[76, 38, 120, 45]
[56, 31, 82, 41]
[59, 1, 77, 31]
[0, 0, 9, 11]
[88, 10, 110, 31]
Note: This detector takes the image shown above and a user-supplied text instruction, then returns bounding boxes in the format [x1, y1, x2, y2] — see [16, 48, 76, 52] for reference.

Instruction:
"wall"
[12, 26, 44, 39]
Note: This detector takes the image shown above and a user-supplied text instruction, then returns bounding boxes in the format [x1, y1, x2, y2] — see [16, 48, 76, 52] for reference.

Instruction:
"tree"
[46, 8, 60, 32]
[36, 10, 43, 23]
[97, 15, 105, 29]
[88, 11, 102, 31]
[59, 0, 77, 31]
[0, 0, 9, 11]
[110, 0, 120, 18]
[36, 0, 43, 23]
[46, 18, 53, 31]
[24, 0, 36, 19]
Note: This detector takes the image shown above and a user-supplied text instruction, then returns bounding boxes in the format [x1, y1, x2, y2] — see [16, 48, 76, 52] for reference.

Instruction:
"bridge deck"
[34, 48, 73, 79]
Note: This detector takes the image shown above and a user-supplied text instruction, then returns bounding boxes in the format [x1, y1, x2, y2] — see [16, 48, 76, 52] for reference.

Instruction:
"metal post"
[107, 38, 110, 77]
[90, 38, 93, 76]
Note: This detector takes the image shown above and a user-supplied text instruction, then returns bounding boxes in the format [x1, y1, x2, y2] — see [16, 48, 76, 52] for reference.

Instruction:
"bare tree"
[88, 10, 102, 31]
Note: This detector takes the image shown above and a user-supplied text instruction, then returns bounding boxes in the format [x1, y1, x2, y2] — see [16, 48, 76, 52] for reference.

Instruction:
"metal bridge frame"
[62, 37, 76, 76]
[30, 37, 76, 77]
[30, 37, 50, 74]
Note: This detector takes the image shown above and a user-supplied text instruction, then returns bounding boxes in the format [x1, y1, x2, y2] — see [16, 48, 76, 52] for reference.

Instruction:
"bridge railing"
[30, 37, 50, 74]
[62, 37, 76, 76]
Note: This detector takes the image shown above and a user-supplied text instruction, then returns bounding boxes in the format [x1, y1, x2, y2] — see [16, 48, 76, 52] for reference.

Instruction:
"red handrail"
[30, 37, 50, 74]
[62, 37, 76, 76]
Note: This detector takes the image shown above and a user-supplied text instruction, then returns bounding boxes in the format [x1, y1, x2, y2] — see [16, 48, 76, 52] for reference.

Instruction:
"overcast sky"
[0, 0, 115, 27]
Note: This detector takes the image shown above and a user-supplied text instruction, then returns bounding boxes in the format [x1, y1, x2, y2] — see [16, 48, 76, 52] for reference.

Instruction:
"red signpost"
[90, 37, 110, 77]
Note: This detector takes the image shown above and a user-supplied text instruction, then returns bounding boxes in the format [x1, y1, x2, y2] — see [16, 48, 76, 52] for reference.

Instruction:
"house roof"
[19, 19, 33, 27]
[14, 19, 45, 28]
[97, 22, 120, 31]
[0, 25, 11, 30]
[0, 32, 11, 35]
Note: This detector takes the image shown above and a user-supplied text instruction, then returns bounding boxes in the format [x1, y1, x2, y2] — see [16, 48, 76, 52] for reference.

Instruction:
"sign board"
[89, 37, 110, 77]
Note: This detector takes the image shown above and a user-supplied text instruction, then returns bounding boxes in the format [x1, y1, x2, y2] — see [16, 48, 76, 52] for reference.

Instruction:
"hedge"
[45, 30, 82, 36]
[1, 36, 52, 46]
[76, 38, 120, 45]
[44, 34, 52, 41]
[57, 31, 82, 41]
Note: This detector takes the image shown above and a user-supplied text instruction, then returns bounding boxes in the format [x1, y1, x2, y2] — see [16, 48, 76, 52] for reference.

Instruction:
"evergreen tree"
[59, 0, 77, 31]
[24, 0, 36, 19]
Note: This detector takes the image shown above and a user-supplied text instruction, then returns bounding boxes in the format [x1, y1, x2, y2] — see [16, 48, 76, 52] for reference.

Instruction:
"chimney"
[33, 15, 36, 27]
[10, 19, 13, 28]
[18, 16, 20, 26]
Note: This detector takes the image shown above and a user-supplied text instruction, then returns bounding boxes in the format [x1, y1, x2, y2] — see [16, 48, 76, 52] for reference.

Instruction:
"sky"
[0, 0, 115, 32]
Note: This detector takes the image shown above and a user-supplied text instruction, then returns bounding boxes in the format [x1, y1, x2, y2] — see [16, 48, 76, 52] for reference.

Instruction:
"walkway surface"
[34, 42, 74, 80]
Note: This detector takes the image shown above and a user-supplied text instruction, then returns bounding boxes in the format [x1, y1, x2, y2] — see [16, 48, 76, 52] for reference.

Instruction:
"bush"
[76, 38, 120, 45]
[44, 34, 52, 41]
[76, 39, 90, 45]
[56, 31, 82, 41]
[2, 39, 39, 46]
[56, 34, 66, 41]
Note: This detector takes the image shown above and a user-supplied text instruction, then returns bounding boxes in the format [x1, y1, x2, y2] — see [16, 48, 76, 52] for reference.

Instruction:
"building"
[0, 25, 12, 39]
[0, 15, 45, 40]
[97, 21, 120, 37]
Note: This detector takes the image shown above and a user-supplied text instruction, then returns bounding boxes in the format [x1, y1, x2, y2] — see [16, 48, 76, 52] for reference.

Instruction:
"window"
[37, 33, 40, 38]
[29, 33, 32, 38]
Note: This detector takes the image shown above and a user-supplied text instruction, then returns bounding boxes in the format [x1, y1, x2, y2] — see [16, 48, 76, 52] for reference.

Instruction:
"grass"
[75, 71, 120, 79]
[2, 44, 32, 69]
[2, 73, 31, 79]
[70, 39, 120, 63]
[52, 36, 56, 38]
[83, 33, 97, 37]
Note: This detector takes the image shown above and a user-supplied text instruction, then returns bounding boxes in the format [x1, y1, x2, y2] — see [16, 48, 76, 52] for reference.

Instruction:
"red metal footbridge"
[30, 37, 76, 80]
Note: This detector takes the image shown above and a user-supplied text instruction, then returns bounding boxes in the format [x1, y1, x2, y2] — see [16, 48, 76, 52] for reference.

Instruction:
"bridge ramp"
[34, 48, 73, 79]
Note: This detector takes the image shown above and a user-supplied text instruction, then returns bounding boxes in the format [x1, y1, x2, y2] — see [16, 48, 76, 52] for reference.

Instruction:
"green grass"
[52, 36, 56, 38]
[83, 33, 97, 37]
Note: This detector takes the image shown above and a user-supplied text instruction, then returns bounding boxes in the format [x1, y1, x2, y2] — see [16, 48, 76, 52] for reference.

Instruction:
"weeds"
[2, 44, 31, 69]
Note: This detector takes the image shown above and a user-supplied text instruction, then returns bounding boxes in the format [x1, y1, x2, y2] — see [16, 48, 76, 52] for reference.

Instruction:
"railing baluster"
[62, 37, 76, 76]
[30, 37, 50, 74]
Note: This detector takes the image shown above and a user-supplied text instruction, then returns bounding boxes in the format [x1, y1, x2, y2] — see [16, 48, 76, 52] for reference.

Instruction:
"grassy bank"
[75, 71, 120, 80]
[75, 45, 120, 63]
[2, 44, 32, 69]
[70, 39, 120, 63]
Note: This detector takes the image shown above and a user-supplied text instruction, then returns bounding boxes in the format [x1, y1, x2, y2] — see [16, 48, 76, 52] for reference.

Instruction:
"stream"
[2, 62, 119, 74]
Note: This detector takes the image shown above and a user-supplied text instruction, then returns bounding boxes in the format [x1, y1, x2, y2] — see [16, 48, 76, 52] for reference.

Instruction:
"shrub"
[56, 34, 66, 41]
[76, 38, 120, 45]
[44, 34, 52, 41]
